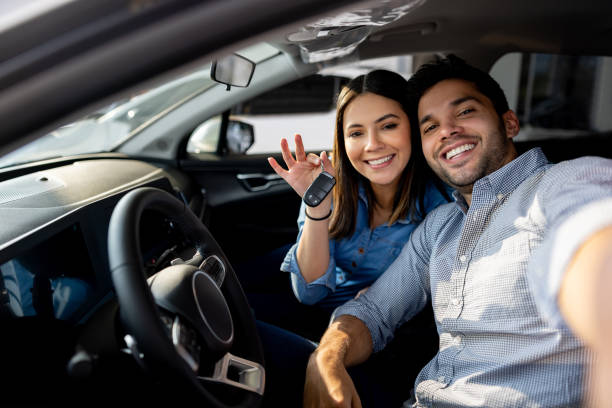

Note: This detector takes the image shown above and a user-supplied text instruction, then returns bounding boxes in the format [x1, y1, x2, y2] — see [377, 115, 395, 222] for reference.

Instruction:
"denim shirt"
[280, 181, 450, 308]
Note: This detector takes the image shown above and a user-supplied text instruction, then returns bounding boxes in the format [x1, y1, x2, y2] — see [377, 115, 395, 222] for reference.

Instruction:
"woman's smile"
[366, 154, 395, 168]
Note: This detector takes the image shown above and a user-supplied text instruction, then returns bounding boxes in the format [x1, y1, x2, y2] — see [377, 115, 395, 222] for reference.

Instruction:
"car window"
[491, 52, 612, 141]
[186, 74, 349, 155]
[235, 74, 350, 154]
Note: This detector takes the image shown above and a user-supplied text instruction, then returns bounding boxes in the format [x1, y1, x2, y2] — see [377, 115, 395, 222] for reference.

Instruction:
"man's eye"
[423, 124, 437, 134]
[459, 108, 475, 116]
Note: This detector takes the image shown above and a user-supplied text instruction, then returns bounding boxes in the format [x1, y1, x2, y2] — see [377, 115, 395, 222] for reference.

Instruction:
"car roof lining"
[354, 0, 612, 61]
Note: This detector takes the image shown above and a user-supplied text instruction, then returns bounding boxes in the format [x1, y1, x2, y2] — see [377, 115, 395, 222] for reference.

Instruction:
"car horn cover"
[149, 264, 234, 355]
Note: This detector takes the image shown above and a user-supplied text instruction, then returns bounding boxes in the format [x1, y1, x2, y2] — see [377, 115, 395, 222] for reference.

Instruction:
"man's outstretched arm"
[304, 315, 373, 408]
[558, 225, 612, 406]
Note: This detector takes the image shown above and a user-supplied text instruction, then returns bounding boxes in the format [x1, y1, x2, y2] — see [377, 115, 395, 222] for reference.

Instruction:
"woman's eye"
[382, 123, 398, 130]
[348, 131, 362, 138]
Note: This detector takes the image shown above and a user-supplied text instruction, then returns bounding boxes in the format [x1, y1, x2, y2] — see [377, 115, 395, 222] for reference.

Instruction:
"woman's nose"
[365, 130, 384, 151]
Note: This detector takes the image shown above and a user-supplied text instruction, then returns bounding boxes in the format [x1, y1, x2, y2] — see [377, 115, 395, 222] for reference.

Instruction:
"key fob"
[303, 171, 336, 207]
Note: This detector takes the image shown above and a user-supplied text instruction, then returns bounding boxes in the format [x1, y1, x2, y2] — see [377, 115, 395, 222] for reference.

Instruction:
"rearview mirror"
[211, 54, 255, 90]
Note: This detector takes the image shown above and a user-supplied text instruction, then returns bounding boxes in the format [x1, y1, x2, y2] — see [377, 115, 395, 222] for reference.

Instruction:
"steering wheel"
[107, 187, 264, 407]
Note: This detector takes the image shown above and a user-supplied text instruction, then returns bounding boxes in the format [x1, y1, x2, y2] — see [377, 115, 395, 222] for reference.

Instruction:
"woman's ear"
[502, 110, 520, 139]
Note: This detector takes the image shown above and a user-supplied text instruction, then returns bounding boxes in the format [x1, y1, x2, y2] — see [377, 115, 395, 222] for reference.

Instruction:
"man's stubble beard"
[430, 123, 510, 189]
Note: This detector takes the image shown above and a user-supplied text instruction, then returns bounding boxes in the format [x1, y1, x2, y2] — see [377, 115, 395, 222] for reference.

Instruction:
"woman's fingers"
[320, 151, 336, 176]
[267, 157, 287, 177]
[307, 153, 321, 166]
[280, 138, 296, 168]
[294, 134, 307, 162]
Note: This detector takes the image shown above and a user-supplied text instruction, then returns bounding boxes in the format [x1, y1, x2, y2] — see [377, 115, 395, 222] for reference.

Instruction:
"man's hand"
[559, 224, 612, 406]
[302, 315, 372, 408]
[304, 349, 362, 408]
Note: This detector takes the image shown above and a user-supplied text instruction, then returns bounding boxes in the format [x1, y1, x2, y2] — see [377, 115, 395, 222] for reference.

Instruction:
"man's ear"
[502, 110, 520, 139]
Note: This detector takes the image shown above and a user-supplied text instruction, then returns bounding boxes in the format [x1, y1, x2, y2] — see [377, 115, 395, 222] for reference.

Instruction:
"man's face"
[418, 79, 518, 194]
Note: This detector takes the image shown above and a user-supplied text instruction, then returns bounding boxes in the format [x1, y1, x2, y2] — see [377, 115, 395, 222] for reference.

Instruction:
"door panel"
[180, 153, 300, 267]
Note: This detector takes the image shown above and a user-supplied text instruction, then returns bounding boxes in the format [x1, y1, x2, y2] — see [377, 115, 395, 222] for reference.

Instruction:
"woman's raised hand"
[268, 134, 334, 198]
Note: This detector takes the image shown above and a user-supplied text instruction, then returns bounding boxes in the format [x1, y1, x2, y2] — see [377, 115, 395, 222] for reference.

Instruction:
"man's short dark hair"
[408, 55, 510, 117]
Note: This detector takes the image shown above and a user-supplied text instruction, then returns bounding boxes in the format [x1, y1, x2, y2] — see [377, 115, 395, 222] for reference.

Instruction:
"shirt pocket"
[374, 238, 404, 273]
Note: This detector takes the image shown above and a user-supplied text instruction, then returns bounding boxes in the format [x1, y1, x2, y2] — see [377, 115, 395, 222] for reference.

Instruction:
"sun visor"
[287, 0, 427, 63]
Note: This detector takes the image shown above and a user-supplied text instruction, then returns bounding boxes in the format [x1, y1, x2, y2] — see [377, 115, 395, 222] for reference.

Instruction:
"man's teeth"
[446, 144, 475, 160]
[368, 155, 393, 165]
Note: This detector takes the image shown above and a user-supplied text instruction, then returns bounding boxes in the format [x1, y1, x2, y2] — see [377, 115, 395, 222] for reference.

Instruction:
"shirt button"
[352, 261, 357, 268]
[497, 193, 504, 200]
[358, 248, 364, 254]
[451, 298, 460, 306]
[459, 255, 466, 262]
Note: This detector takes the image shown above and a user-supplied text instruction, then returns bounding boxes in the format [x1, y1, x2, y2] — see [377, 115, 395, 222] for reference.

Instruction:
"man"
[302, 55, 612, 407]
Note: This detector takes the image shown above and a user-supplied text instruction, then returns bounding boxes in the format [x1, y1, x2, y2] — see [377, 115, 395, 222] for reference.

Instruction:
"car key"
[303, 171, 336, 207]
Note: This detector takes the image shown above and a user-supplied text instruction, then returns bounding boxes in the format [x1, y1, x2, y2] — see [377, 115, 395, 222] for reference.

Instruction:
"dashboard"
[0, 158, 202, 324]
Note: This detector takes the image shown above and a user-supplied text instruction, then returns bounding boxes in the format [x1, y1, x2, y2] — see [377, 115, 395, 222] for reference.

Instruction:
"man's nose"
[439, 119, 462, 140]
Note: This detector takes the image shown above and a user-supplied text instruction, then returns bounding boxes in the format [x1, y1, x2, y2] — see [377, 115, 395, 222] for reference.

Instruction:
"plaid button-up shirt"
[335, 148, 612, 407]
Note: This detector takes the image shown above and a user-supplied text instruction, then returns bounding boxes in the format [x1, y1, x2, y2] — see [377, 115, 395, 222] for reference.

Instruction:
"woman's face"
[342, 92, 412, 189]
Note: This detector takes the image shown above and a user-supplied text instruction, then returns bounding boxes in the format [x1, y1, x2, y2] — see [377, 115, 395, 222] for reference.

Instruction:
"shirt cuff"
[281, 240, 337, 305]
[530, 197, 612, 330]
[332, 297, 392, 353]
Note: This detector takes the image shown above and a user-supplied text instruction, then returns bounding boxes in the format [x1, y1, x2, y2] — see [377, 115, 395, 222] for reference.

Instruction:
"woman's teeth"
[446, 144, 475, 160]
[368, 155, 393, 165]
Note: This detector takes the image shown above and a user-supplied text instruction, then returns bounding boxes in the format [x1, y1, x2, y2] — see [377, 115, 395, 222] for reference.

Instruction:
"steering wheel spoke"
[199, 352, 265, 396]
[171, 314, 202, 372]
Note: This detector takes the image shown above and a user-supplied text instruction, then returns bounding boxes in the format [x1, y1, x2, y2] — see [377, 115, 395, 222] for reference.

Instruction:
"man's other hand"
[304, 348, 362, 408]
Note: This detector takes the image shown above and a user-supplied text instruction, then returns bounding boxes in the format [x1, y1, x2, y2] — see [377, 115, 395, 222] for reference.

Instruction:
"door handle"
[236, 173, 285, 192]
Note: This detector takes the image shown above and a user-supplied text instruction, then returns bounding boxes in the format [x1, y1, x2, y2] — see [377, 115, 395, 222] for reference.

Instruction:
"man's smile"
[445, 143, 475, 160]
[438, 140, 478, 164]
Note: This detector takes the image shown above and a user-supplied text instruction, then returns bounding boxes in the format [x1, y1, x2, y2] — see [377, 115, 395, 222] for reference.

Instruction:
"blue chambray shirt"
[334, 148, 612, 407]
[281, 181, 450, 309]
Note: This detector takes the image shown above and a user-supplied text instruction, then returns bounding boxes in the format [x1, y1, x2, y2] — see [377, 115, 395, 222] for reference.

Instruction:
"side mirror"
[186, 116, 254, 155]
[211, 54, 255, 90]
[226, 120, 254, 154]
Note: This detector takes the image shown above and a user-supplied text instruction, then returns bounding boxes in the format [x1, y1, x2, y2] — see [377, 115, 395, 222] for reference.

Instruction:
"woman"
[268, 69, 450, 315]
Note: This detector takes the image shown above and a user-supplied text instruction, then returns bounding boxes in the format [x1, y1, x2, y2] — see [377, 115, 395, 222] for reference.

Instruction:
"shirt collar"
[452, 147, 551, 211]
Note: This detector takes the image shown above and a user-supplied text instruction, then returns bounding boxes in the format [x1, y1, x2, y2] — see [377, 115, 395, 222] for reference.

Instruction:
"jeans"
[235, 244, 332, 341]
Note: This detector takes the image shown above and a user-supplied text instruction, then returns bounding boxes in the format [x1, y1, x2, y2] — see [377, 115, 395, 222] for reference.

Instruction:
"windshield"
[0, 68, 216, 168]
[0, 42, 280, 169]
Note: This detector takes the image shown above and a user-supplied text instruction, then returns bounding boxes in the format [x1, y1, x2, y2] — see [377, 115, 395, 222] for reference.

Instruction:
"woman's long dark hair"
[329, 69, 446, 239]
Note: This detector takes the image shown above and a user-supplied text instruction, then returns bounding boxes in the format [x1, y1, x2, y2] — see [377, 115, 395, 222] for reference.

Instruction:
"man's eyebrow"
[419, 114, 432, 126]
[347, 113, 400, 129]
[419, 95, 483, 125]
[450, 95, 481, 106]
